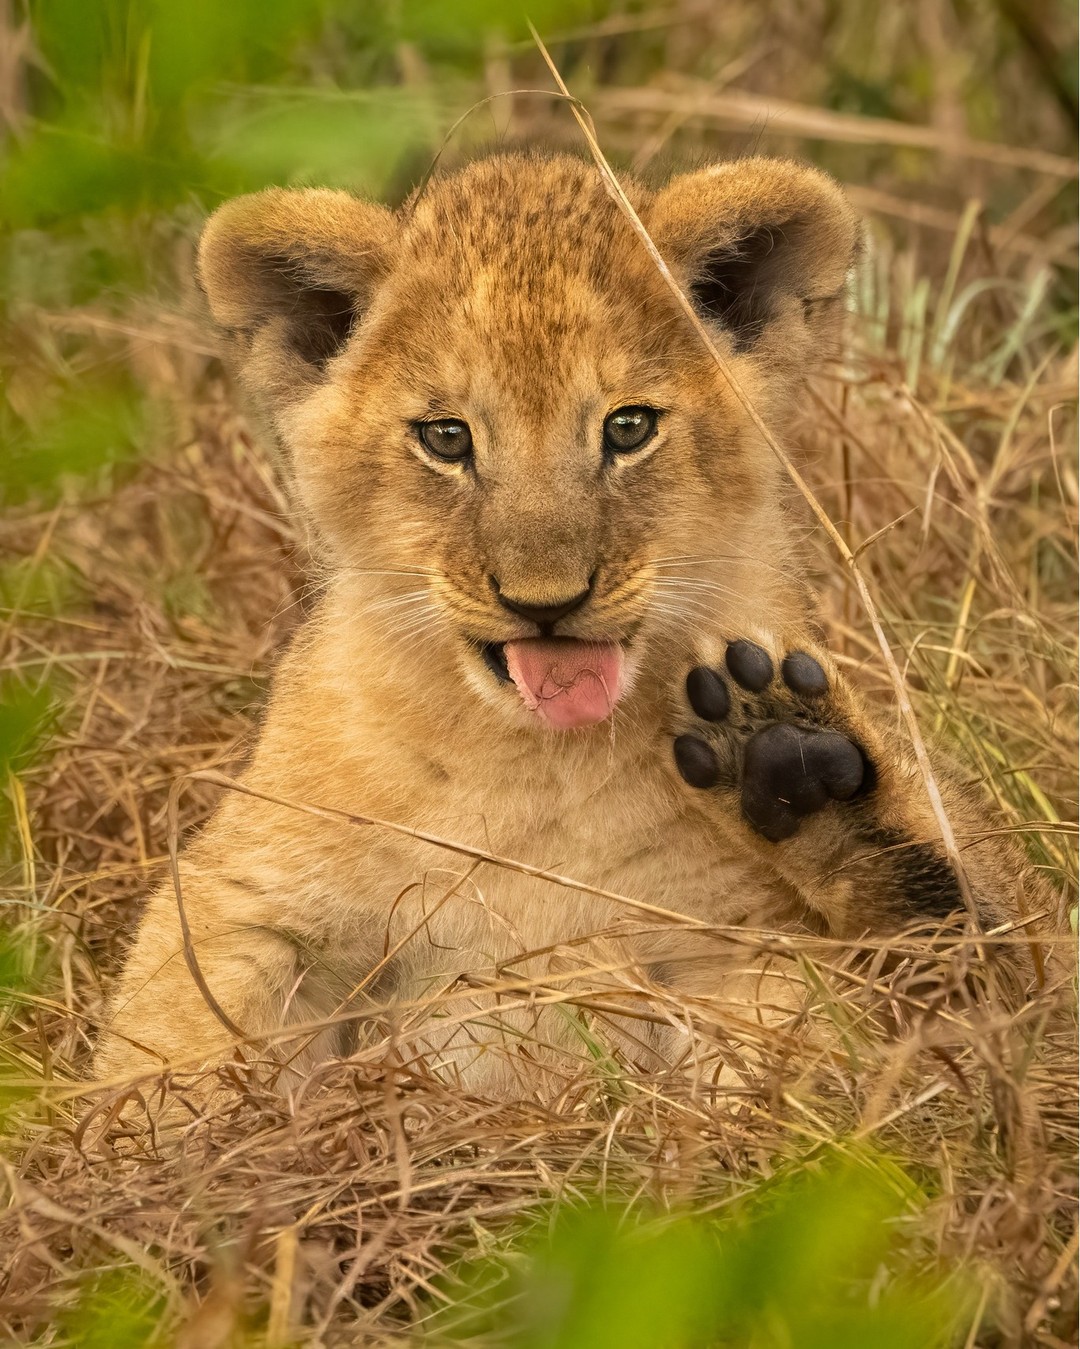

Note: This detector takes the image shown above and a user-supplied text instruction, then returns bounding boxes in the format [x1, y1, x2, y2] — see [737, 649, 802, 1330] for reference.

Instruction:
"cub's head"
[199, 153, 857, 731]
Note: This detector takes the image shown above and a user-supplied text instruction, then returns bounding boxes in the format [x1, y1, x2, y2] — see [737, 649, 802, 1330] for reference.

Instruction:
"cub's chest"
[418, 736, 713, 889]
[404, 751, 756, 937]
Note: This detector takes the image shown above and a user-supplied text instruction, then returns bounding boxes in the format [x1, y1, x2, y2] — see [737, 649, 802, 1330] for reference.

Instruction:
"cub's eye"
[603, 406, 659, 455]
[417, 419, 473, 462]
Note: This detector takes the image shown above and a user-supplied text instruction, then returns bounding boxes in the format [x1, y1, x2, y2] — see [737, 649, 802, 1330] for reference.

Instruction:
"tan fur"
[95, 154, 1040, 1099]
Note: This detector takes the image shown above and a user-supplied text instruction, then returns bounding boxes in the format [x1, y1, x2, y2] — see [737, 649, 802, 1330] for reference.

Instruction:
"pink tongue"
[503, 638, 625, 730]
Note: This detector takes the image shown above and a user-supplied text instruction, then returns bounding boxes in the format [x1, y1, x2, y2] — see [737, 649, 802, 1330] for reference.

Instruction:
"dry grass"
[1, 6, 1077, 1346]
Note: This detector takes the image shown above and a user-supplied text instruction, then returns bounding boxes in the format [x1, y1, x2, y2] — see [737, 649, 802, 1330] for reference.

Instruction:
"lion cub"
[96, 153, 1035, 1099]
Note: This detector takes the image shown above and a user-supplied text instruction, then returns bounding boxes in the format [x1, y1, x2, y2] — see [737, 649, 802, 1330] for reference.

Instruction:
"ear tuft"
[197, 188, 394, 375]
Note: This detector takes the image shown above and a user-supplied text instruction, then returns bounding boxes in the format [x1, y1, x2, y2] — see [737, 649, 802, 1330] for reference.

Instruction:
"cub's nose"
[490, 576, 593, 627]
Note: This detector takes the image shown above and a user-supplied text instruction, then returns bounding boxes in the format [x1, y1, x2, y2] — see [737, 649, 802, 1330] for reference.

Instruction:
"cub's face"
[199, 154, 856, 730]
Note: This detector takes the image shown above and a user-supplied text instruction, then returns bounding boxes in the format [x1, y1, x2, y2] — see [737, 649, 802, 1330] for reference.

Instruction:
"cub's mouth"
[479, 637, 626, 730]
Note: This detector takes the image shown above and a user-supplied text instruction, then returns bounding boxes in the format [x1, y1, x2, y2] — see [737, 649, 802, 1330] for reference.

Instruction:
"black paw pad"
[741, 724, 866, 843]
[686, 666, 730, 721]
[781, 651, 828, 697]
[726, 640, 774, 691]
[674, 735, 721, 789]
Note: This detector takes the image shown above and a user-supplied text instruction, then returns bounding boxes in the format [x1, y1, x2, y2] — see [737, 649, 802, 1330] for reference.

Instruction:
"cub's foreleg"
[668, 634, 1039, 951]
[94, 870, 335, 1088]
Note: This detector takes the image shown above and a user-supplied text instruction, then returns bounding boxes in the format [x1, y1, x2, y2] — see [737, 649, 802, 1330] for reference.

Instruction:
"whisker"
[645, 549, 805, 581]
[340, 567, 442, 580]
[363, 592, 435, 615]
[650, 579, 745, 604]
[375, 608, 447, 647]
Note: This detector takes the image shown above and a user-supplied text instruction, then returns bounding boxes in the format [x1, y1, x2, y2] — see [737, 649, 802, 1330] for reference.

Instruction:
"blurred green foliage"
[0, 668, 61, 1060]
[9, 0, 596, 228]
[0, 923, 39, 1127]
[1, 372, 159, 504]
[55, 1267, 168, 1349]
[0, 671, 54, 1124]
[44, 1151, 971, 1346]
[2, 0, 599, 508]
[0, 555, 79, 619]
[431, 1151, 967, 1349]
[0, 671, 58, 930]
[0, 917, 35, 1008]
[0, 675, 56, 781]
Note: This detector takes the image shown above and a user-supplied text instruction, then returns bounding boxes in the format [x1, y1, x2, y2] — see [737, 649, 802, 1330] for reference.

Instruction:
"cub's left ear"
[646, 158, 859, 361]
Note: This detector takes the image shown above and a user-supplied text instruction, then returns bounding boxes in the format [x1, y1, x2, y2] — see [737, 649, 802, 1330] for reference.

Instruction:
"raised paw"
[672, 639, 873, 843]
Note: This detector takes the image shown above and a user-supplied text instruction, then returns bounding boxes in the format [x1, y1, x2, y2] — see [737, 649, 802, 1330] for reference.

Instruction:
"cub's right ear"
[197, 188, 394, 394]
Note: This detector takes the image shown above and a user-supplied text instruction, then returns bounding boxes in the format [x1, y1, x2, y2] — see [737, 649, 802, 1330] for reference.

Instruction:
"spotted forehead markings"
[467, 267, 495, 309]
[468, 349, 609, 414]
[461, 263, 597, 311]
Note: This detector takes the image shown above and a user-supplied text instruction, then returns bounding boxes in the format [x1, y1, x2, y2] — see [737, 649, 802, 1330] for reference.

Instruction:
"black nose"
[491, 576, 592, 627]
